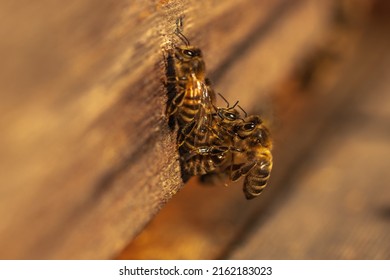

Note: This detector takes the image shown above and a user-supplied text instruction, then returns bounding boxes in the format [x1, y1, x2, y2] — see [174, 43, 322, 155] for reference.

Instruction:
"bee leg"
[177, 119, 196, 146]
[220, 147, 242, 180]
[229, 161, 256, 181]
[183, 145, 228, 161]
[177, 132, 188, 147]
[208, 126, 226, 142]
[203, 146, 229, 156]
[166, 101, 178, 117]
[229, 149, 235, 181]
[172, 87, 186, 106]
[166, 88, 186, 117]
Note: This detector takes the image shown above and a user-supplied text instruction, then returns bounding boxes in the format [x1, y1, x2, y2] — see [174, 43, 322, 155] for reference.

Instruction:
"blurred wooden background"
[0, 0, 389, 259]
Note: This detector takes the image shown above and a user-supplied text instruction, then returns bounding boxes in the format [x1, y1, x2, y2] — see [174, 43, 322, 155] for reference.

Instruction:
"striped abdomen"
[243, 151, 273, 199]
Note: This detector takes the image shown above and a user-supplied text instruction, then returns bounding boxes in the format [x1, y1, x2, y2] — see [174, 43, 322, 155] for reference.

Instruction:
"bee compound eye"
[183, 49, 194, 57]
[243, 122, 256, 131]
[225, 112, 237, 121]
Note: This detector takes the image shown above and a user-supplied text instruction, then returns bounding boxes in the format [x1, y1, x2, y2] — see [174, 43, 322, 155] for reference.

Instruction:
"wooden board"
[1, 0, 371, 259]
[0, 0, 301, 259]
[119, 2, 388, 260]
[117, 0, 362, 260]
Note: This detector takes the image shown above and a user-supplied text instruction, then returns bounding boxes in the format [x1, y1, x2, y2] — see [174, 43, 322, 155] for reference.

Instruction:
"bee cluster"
[166, 21, 273, 199]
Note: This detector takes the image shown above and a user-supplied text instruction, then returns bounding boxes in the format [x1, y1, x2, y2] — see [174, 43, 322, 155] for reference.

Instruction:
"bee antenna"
[217, 92, 230, 107]
[238, 104, 248, 118]
[231, 100, 239, 109]
[218, 92, 239, 109]
[175, 17, 190, 46]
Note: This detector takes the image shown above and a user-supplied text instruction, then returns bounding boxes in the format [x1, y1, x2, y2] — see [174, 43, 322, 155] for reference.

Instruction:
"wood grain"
[117, 0, 381, 260]
[0, 0, 296, 259]
[1, 0, 369, 260]
[117, 0, 354, 260]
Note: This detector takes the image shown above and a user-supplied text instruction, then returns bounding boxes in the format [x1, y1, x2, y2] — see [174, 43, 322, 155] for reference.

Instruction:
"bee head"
[217, 108, 239, 123]
[235, 115, 261, 138]
[234, 116, 272, 148]
[175, 46, 205, 76]
[175, 46, 202, 61]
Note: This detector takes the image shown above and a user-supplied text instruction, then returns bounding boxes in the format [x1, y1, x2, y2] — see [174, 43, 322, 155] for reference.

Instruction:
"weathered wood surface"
[117, 0, 366, 259]
[0, 0, 326, 259]
[118, 1, 387, 260]
[1, 0, 373, 259]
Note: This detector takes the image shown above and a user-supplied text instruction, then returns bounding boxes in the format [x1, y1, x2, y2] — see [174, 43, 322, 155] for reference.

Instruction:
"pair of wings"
[189, 74, 217, 147]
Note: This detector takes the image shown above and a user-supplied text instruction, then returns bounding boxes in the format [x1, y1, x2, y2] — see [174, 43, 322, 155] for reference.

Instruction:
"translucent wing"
[191, 75, 216, 147]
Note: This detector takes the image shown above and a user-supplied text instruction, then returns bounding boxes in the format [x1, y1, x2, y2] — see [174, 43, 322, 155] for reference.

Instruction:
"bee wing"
[192, 78, 216, 146]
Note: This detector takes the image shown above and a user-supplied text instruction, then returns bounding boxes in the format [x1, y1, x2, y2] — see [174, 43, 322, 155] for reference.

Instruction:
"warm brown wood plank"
[0, 0, 181, 259]
[117, 0, 349, 260]
[118, 1, 384, 260]
[0, 0, 300, 259]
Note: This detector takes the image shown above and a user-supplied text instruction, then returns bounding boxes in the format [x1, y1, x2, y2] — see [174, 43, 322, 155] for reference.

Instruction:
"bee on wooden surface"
[165, 18, 224, 175]
[197, 106, 273, 199]
[165, 18, 213, 132]
[181, 94, 243, 175]
[227, 115, 273, 199]
[164, 17, 273, 199]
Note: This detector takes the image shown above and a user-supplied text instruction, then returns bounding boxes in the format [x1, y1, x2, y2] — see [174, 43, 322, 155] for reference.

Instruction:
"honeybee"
[197, 108, 273, 199]
[165, 18, 227, 174]
[227, 115, 273, 199]
[165, 19, 212, 132]
[181, 94, 243, 175]
[165, 18, 273, 199]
